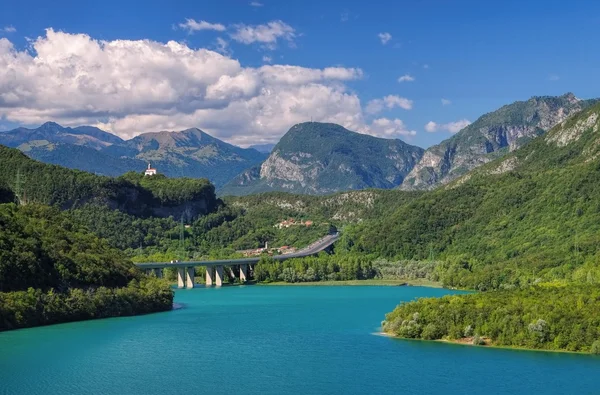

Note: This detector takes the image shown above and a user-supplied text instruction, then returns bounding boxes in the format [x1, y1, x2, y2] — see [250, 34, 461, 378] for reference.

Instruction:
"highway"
[134, 232, 340, 269]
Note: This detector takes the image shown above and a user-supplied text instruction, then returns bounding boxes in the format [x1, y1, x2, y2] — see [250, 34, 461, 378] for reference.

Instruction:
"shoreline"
[378, 331, 592, 356]
[257, 279, 443, 287]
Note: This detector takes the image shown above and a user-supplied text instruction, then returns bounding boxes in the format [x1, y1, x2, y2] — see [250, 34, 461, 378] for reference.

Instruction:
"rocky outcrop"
[401, 93, 598, 190]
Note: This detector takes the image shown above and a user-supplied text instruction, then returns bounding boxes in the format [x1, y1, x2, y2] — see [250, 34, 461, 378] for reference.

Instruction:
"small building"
[144, 163, 157, 176]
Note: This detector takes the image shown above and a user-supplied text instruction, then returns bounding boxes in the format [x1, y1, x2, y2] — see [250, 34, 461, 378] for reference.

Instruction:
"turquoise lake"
[0, 285, 598, 394]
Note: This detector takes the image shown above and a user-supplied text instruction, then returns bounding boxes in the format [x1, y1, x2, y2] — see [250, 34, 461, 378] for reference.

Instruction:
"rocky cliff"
[400, 93, 598, 190]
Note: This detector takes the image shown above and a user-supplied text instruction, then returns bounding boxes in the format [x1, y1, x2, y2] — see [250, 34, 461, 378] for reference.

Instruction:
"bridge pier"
[239, 264, 248, 282]
[186, 267, 194, 289]
[177, 268, 185, 289]
[154, 268, 163, 278]
[206, 267, 214, 286]
[215, 265, 224, 287]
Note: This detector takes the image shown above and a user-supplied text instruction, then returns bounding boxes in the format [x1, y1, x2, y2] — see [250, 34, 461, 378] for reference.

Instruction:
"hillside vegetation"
[349, 103, 600, 290]
[378, 103, 600, 353]
[0, 204, 172, 331]
[0, 145, 217, 220]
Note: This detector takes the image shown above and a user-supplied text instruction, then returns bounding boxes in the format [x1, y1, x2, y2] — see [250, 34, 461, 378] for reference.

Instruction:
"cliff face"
[221, 122, 424, 196]
[400, 93, 599, 190]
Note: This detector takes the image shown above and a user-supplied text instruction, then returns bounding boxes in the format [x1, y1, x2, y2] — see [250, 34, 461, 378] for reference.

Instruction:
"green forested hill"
[347, 103, 600, 290]
[375, 103, 600, 353]
[0, 204, 173, 331]
[0, 145, 217, 220]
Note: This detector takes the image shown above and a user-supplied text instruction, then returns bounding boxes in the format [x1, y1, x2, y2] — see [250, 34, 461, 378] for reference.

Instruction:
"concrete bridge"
[135, 233, 340, 288]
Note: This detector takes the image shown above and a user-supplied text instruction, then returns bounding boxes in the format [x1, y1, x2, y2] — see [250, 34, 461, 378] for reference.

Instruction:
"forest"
[382, 285, 600, 354]
[0, 203, 173, 331]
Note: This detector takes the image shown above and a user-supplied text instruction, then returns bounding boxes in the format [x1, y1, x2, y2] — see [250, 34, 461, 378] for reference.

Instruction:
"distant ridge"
[0, 123, 267, 187]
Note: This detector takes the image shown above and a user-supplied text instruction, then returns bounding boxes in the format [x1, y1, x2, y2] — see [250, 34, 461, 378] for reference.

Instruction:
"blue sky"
[0, 0, 599, 148]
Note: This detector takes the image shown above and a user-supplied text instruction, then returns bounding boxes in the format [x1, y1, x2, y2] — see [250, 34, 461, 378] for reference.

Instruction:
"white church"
[144, 163, 157, 176]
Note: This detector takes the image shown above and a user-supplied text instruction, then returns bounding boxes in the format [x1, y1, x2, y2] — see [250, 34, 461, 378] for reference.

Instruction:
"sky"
[0, 0, 599, 148]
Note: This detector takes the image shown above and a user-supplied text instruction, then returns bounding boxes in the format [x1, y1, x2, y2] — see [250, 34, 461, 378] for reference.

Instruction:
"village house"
[274, 218, 314, 229]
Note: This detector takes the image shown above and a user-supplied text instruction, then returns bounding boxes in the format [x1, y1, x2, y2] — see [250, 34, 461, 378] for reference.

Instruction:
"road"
[134, 232, 340, 269]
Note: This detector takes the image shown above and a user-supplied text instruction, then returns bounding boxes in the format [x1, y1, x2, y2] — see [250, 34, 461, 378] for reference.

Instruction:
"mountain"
[103, 128, 267, 187]
[248, 143, 276, 153]
[0, 121, 123, 150]
[374, 103, 600, 353]
[400, 93, 598, 190]
[348, 101, 600, 290]
[221, 122, 424, 196]
[0, 123, 267, 187]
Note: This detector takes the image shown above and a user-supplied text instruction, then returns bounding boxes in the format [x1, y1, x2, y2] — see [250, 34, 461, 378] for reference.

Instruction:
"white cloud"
[214, 37, 230, 55]
[425, 119, 470, 134]
[250, 1, 264, 6]
[363, 118, 416, 138]
[366, 95, 413, 114]
[341, 11, 349, 22]
[378, 32, 392, 45]
[423, 64, 429, 69]
[424, 121, 438, 133]
[230, 20, 295, 49]
[398, 74, 415, 83]
[0, 29, 415, 145]
[441, 98, 451, 106]
[262, 55, 272, 63]
[549, 74, 560, 81]
[1, 26, 16, 34]
[178, 19, 226, 33]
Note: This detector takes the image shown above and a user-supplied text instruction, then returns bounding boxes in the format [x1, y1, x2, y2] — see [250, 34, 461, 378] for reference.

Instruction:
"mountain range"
[1, 92, 596, 195]
[0, 122, 266, 188]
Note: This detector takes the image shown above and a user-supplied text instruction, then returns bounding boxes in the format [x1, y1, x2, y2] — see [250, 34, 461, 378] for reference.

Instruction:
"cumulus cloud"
[178, 19, 226, 33]
[0, 29, 416, 145]
[365, 95, 413, 114]
[363, 118, 416, 138]
[1, 26, 16, 34]
[230, 20, 295, 49]
[398, 74, 414, 83]
[441, 98, 451, 106]
[425, 119, 471, 134]
[378, 32, 392, 45]
[262, 55, 272, 63]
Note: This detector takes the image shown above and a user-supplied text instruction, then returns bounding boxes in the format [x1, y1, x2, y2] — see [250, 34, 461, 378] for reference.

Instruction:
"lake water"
[0, 285, 598, 395]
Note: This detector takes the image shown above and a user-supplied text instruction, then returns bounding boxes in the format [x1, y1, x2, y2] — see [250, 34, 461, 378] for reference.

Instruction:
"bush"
[591, 340, 600, 355]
